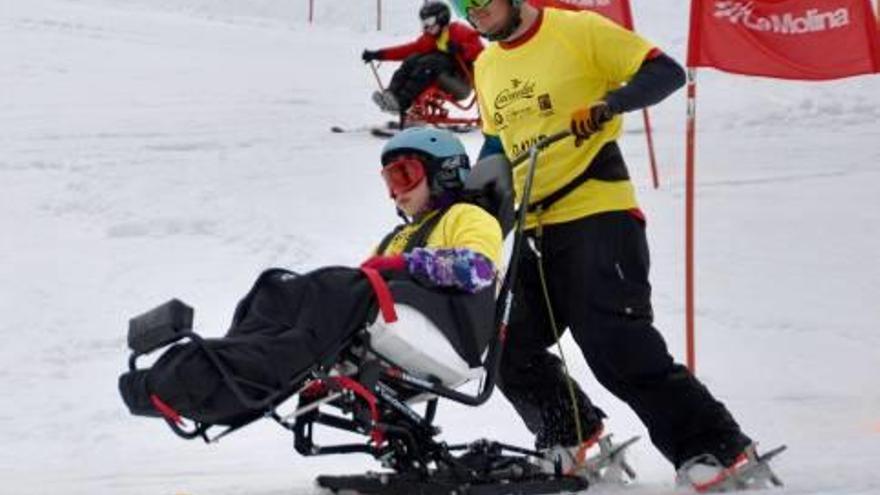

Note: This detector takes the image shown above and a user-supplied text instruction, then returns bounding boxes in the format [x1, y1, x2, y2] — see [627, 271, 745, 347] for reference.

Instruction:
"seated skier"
[362, 1, 483, 115]
[118, 127, 503, 426]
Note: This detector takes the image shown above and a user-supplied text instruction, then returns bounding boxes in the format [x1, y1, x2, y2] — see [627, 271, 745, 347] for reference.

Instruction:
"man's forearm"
[604, 52, 686, 114]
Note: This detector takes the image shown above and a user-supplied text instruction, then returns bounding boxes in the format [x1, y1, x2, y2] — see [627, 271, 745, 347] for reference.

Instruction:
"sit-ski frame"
[127, 133, 590, 494]
[368, 59, 481, 131]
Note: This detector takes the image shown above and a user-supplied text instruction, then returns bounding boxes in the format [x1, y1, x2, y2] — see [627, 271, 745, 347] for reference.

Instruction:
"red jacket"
[378, 22, 483, 65]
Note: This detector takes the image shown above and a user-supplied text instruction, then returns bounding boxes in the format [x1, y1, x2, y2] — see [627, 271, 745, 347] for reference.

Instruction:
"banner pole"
[308, 0, 314, 24]
[642, 109, 660, 189]
[377, 0, 382, 31]
[685, 67, 697, 373]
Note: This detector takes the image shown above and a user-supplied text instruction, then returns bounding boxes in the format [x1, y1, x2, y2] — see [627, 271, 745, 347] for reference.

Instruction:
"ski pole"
[510, 130, 571, 167]
[368, 60, 385, 92]
[474, 130, 573, 404]
[499, 130, 571, 327]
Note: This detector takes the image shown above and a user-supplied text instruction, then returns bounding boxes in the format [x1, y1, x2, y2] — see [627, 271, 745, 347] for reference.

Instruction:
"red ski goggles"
[381, 155, 427, 197]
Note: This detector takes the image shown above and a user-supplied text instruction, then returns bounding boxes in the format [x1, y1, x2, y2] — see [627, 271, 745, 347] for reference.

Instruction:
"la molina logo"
[713, 1, 851, 35]
[494, 79, 536, 110]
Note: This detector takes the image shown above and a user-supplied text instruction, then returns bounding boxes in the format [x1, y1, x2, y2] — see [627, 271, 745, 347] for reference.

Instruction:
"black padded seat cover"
[462, 154, 515, 237]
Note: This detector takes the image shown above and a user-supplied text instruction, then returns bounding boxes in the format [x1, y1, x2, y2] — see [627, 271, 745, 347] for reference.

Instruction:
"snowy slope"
[1, 0, 879, 494]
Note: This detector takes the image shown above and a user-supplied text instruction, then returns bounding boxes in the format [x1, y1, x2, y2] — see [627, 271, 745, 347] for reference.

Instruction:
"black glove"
[362, 49, 381, 62]
[446, 42, 460, 57]
[570, 101, 614, 146]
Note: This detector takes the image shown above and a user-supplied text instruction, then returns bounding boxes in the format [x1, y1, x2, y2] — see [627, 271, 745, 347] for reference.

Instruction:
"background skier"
[362, 1, 483, 115]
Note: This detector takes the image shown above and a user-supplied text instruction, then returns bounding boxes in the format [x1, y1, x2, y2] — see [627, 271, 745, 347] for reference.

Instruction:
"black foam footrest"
[128, 299, 193, 354]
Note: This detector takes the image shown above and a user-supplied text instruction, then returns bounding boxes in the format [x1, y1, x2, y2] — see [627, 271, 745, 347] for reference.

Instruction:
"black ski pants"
[388, 52, 460, 110]
[498, 210, 751, 467]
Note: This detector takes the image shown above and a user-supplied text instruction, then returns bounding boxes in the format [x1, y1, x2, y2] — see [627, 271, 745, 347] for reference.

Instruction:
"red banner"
[529, 0, 634, 29]
[688, 0, 880, 80]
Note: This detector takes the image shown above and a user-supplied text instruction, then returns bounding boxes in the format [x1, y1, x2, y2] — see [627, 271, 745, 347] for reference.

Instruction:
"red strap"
[333, 376, 385, 446]
[361, 267, 398, 323]
[150, 394, 183, 426]
[301, 380, 328, 399]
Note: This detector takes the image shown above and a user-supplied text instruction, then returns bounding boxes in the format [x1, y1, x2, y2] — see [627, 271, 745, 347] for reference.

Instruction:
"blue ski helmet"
[381, 127, 470, 197]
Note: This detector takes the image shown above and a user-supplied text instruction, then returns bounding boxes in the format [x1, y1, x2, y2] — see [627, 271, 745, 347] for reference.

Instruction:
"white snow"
[1, 0, 879, 494]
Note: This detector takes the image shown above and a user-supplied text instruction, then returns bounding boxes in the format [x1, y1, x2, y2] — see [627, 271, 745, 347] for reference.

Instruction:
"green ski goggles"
[449, 0, 496, 18]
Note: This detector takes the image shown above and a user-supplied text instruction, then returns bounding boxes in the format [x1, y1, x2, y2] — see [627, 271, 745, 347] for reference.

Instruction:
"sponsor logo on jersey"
[494, 79, 537, 110]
